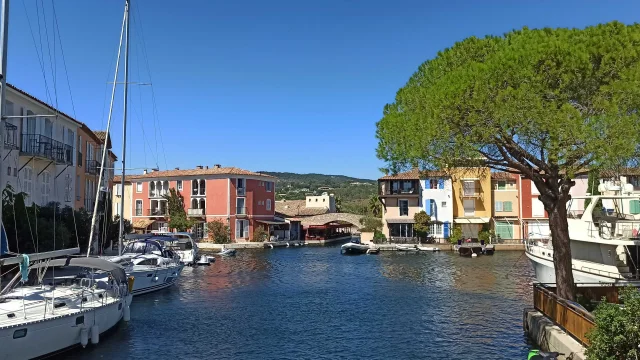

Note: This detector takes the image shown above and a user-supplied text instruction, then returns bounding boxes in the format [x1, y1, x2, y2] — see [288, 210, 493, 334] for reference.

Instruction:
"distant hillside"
[259, 171, 377, 205]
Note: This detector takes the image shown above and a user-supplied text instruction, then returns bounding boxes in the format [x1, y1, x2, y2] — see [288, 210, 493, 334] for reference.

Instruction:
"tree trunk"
[548, 202, 575, 301]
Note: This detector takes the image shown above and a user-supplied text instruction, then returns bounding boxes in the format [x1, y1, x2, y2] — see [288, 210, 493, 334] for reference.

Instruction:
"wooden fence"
[533, 283, 597, 346]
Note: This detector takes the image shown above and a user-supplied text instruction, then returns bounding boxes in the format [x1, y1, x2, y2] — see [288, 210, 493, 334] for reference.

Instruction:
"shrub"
[253, 227, 269, 242]
[207, 220, 230, 244]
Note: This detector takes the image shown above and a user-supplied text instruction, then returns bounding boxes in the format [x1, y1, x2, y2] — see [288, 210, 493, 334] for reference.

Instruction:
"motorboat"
[396, 244, 417, 251]
[218, 248, 237, 257]
[127, 232, 198, 266]
[526, 195, 640, 285]
[366, 247, 380, 255]
[106, 238, 184, 296]
[341, 241, 370, 255]
[196, 255, 215, 265]
[483, 244, 495, 255]
[458, 245, 483, 257]
[417, 246, 441, 252]
[0, 254, 133, 359]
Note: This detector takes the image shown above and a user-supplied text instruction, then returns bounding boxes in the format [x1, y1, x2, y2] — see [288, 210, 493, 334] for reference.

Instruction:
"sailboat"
[0, 1, 133, 358]
[85, 0, 183, 296]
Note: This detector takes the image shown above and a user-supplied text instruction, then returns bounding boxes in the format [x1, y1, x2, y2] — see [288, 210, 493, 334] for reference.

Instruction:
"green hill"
[259, 172, 377, 213]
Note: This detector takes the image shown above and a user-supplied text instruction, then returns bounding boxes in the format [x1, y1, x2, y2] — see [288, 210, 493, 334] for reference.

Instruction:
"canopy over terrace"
[256, 218, 290, 241]
[300, 213, 364, 241]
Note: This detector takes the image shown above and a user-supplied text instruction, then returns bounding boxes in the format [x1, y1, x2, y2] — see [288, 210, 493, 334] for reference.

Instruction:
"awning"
[30, 257, 127, 284]
[256, 219, 287, 225]
[385, 218, 415, 224]
[133, 219, 155, 229]
[454, 217, 490, 224]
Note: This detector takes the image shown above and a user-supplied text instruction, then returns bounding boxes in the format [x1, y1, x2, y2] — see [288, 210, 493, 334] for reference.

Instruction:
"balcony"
[237, 187, 246, 196]
[188, 208, 205, 217]
[86, 159, 99, 175]
[236, 207, 247, 216]
[4, 123, 18, 150]
[147, 208, 168, 217]
[460, 180, 484, 201]
[379, 180, 420, 197]
[20, 134, 73, 165]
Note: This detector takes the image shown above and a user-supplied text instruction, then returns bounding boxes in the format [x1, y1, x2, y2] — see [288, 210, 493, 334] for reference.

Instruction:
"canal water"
[66, 246, 535, 359]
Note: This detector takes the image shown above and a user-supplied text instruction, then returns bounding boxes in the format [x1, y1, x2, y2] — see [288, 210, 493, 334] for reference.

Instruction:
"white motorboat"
[0, 254, 133, 359]
[218, 248, 237, 257]
[526, 195, 640, 285]
[340, 239, 370, 255]
[396, 244, 417, 251]
[417, 246, 441, 252]
[106, 238, 184, 296]
[127, 232, 198, 266]
[196, 255, 215, 266]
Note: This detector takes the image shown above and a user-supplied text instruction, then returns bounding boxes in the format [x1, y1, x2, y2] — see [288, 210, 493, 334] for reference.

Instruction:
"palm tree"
[335, 195, 342, 213]
[368, 194, 381, 218]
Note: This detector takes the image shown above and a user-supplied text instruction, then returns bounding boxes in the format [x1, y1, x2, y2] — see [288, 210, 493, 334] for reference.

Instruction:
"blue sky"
[5, 0, 640, 180]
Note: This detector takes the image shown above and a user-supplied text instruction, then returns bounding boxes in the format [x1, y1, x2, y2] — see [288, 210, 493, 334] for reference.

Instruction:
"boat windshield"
[123, 241, 163, 255]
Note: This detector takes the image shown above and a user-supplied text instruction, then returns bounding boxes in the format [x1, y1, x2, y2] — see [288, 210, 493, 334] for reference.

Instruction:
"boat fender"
[286, 243, 290, 247]
[471, 253, 478, 258]
[127, 276, 135, 293]
[124, 303, 131, 322]
[91, 325, 99, 344]
[269, 244, 274, 249]
[80, 328, 89, 347]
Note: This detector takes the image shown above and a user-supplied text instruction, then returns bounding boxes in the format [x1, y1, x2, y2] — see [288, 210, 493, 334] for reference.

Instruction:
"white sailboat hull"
[128, 264, 184, 296]
[0, 296, 125, 360]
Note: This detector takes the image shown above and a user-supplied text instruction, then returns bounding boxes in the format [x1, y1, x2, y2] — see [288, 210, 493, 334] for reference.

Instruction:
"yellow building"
[450, 167, 492, 239]
[490, 172, 521, 241]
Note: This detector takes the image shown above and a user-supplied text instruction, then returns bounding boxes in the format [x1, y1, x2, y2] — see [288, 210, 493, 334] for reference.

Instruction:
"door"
[463, 199, 475, 216]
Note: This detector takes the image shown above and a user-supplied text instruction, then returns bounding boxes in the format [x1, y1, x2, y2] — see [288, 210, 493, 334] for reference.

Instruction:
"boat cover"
[29, 257, 127, 283]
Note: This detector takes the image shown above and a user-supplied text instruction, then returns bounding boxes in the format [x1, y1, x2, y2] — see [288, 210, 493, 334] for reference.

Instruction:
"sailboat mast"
[0, 0, 9, 253]
[118, 0, 130, 256]
[86, 1, 127, 256]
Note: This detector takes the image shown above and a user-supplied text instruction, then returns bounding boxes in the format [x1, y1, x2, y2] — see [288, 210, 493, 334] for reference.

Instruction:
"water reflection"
[62, 247, 533, 360]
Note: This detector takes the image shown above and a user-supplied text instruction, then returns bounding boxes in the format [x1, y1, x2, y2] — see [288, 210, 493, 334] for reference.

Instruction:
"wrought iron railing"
[20, 134, 73, 165]
[86, 159, 99, 175]
[147, 208, 168, 216]
[187, 208, 205, 216]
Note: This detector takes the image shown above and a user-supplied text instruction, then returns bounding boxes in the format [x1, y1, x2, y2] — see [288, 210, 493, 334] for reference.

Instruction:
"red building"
[124, 165, 276, 241]
[519, 176, 550, 240]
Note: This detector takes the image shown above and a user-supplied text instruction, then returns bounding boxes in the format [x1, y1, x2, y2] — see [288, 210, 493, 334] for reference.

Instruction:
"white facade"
[3, 87, 80, 207]
[420, 177, 453, 239]
[305, 192, 336, 212]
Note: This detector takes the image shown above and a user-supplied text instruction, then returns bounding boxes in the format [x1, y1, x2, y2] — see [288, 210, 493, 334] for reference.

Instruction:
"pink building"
[123, 165, 276, 241]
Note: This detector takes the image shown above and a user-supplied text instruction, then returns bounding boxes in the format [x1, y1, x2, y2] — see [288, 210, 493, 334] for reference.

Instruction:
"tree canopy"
[376, 22, 640, 300]
[163, 188, 193, 232]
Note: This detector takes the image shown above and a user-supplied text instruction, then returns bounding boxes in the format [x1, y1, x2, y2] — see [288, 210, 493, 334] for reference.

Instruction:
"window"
[21, 166, 33, 199]
[429, 179, 438, 189]
[399, 199, 409, 216]
[629, 176, 640, 188]
[430, 223, 443, 235]
[76, 175, 81, 199]
[462, 181, 476, 196]
[6, 166, 10, 176]
[177, 180, 183, 191]
[441, 201, 447, 208]
[115, 203, 121, 216]
[199, 179, 205, 196]
[531, 183, 540, 195]
[463, 199, 475, 216]
[265, 181, 273, 192]
[237, 178, 245, 196]
[115, 183, 122, 196]
[235, 219, 249, 239]
[136, 182, 142, 193]
[389, 223, 413, 238]
[266, 199, 272, 211]
[236, 197, 246, 214]
[495, 221, 514, 239]
[504, 201, 513, 212]
[497, 181, 506, 190]
[13, 167, 16, 177]
[192, 179, 198, 196]
[495, 201, 503, 212]
[135, 200, 143, 216]
[13, 329, 27, 339]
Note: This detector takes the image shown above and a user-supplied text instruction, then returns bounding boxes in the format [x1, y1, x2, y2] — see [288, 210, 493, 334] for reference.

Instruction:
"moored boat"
[417, 246, 441, 252]
[341, 242, 370, 255]
[396, 244, 417, 251]
[218, 248, 237, 257]
[458, 245, 483, 257]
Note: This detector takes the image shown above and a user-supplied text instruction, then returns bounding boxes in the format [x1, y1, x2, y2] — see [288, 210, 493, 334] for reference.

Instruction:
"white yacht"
[107, 238, 184, 296]
[151, 232, 199, 266]
[526, 195, 640, 284]
[0, 254, 133, 359]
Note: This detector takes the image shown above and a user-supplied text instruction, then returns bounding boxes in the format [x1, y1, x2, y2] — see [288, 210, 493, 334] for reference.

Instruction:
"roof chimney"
[175, 167, 180, 170]
[196, 165, 203, 170]
[214, 164, 221, 169]
[143, 169, 148, 175]
[205, 165, 209, 169]
[152, 168, 159, 172]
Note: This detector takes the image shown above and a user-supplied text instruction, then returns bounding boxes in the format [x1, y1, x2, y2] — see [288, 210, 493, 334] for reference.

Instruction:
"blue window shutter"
[425, 199, 431, 215]
[438, 179, 444, 189]
[443, 222, 450, 238]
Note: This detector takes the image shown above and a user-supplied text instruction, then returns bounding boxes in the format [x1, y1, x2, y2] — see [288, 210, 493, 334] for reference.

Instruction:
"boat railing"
[533, 283, 596, 346]
[578, 265, 625, 280]
[585, 220, 640, 240]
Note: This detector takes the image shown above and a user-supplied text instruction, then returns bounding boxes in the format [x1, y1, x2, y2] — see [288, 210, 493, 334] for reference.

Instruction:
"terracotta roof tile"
[115, 167, 275, 181]
[378, 168, 447, 180]
[600, 168, 640, 178]
[491, 172, 516, 180]
[275, 200, 330, 217]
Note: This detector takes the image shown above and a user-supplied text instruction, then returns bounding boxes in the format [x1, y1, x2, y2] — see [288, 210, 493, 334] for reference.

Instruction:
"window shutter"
[243, 220, 249, 238]
[495, 201, 503, 212]
[443, 222, 450, 238]
[235, 221, 241, 239]
[504, 201, 513, 212]
[438, 179, 444, 189]
[631, 200, 640, 215]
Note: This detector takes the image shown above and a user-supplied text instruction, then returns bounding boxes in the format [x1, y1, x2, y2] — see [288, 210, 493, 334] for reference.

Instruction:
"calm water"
[63, 246, 535, 359]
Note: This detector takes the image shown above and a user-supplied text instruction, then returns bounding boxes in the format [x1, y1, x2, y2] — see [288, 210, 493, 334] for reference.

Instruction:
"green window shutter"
[504, 201, 513, 212]
[498, 181, 506, 190]
[495, 222, 513, 239]
[631, 200, 640, 215]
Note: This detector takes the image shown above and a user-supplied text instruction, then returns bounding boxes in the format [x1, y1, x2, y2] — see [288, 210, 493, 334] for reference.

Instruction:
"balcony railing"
[237, 187, 246, 196]
[86, 159, 99, 175]
[20, 134, 73, 165]
[384, 188, 419, 195]
[188, 208, 205, 216]
[236, 206, 247, 215]
[147, 208, 168, 216]
[135, 208, 143, 216]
